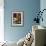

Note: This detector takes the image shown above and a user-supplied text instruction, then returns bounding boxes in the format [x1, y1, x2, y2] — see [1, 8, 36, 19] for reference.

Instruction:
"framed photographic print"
[12, 11, 24, 26]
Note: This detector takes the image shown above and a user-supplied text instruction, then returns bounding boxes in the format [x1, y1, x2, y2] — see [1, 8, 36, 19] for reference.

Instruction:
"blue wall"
[40, 0, 46, 27]
[4, 0, 40, 42]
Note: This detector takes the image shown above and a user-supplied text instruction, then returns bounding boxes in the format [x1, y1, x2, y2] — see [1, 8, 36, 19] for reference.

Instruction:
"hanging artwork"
[12, 11, 24, 26]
